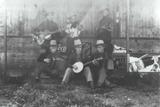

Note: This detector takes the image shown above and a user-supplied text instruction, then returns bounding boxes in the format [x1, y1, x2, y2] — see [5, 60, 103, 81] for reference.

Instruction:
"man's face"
[39, 34, 45, 39]
[50, 46, 57, 53]
[71, 15, 76, 22]
[103, 10, 109, 16]
[75, 45, 82, 55]
[96, 45, 104, 53]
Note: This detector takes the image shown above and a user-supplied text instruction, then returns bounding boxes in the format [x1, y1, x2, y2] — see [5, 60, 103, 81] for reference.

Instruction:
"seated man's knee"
[99, 67, 106, 73]
[83, 67, 93, 82]
[84, 66, 91, 71]
[84, 67, 92, 74]
[65, 67, 73, 74]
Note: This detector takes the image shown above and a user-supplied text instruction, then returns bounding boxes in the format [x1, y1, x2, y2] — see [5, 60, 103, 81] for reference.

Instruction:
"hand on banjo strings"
[72, 65, 78, 70]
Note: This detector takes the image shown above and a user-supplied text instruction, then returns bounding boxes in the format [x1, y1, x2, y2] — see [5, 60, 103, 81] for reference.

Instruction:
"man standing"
[98, 8, 112, 39]
[61, 39, 94, 88]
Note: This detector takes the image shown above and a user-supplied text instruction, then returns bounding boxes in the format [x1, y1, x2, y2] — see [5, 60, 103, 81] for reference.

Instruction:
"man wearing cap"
[61, 39, 94, 88]
[34, 39, 63, 81]
[91, 39, 113, 88]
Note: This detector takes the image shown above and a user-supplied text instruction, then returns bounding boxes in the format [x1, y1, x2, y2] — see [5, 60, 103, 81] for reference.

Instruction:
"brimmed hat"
[96, 40, 104, 46]
[50, 40, 57, 46]
[74, 39, 82, 46]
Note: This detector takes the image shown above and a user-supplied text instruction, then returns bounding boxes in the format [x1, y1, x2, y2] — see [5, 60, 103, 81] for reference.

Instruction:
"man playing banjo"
[61, 39, 94, 88]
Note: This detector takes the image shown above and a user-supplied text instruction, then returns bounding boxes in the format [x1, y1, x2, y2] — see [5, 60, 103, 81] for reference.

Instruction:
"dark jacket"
[38, 52, 58, 63]
[37, 51, 50, 62]
[99, 16, 112, 29]
[92, 52, 107, 69]
[45, 52, 61, 69]
[67, 51, 91, 67]
[38, 19, 58, 32]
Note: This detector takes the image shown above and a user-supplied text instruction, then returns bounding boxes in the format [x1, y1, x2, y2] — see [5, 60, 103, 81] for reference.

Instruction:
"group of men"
[32, 8, 114, 89]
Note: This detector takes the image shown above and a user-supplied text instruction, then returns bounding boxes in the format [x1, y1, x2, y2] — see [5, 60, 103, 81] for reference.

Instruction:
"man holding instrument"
[61, 39, 94, 88]
[34, 39, 64, 81]
[92, 39, 113, 88]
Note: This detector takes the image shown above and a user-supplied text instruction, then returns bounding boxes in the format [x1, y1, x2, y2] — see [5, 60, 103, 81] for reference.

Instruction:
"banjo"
[72, 57, 103, 73]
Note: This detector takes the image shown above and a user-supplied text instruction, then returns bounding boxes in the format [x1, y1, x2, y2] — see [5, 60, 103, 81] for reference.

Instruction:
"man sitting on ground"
[61, 39, 94, 88]
[91, 39, 114, 88]
[34, 39, 64, 81]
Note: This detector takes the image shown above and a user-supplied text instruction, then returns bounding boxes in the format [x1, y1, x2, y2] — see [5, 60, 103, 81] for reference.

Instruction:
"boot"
[97, 82, 104, 88]
[61, 81, 67, 86]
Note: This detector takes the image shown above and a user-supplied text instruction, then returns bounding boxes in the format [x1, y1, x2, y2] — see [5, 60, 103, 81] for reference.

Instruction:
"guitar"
[31, 28, 65, 43]
[32, 24, 82, 45]
[100, 24, 113, 32]
[72, 57, 103, 73]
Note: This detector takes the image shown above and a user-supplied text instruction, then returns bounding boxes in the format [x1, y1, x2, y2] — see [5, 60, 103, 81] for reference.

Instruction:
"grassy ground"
[0, 75, 159, 107]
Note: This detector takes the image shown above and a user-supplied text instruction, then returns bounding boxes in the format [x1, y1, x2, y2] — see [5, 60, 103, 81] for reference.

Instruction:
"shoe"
[35, 77, 40, 82]
[89, 81, 94, 89]
[97, 82, 103, 88]
[61, 81, 67, 86]
[104, 80, 116, 88]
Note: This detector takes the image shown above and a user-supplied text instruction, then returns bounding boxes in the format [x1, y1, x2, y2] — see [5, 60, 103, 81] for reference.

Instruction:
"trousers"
[62, 66, 93, 83]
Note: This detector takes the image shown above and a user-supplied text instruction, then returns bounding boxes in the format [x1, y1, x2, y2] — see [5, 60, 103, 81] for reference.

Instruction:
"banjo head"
[73, 62, 84, 73]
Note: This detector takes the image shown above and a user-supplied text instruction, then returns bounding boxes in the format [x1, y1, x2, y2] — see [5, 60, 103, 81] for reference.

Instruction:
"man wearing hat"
[61, 39, 94, 88]
[91, 39, 113, 88]
[34, 39, 63, 81]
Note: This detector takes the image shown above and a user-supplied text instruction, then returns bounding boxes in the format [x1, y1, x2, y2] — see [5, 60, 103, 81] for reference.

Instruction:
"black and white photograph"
[0, 0, 160, 106]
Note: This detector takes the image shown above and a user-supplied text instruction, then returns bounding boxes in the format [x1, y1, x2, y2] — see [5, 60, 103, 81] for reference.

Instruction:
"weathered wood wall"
[0, 36, 38, 72]
[2, 0, 159, 37]
[0, 0, 160, 72]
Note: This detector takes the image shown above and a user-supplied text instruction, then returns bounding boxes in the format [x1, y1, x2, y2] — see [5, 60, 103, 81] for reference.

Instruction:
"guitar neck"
[33, 29, 64, 36]
[84, 57, 103, 66]
[41, 29, 63, 35]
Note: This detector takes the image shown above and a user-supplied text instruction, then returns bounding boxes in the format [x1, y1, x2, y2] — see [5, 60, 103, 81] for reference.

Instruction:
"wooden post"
[4, 5, 7, 75]
[126, 0, 130, 72]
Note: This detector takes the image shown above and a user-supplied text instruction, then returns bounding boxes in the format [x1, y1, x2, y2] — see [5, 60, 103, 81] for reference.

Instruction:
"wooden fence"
[0, 0, 160, 73]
